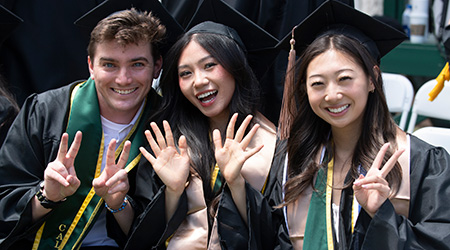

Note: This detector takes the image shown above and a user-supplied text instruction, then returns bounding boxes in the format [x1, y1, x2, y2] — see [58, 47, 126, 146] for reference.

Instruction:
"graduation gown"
[125, 113, 277, 249]
[219, 135, 450, 249]
[123, 149, 189, 250]
[0, 81, 161, 249]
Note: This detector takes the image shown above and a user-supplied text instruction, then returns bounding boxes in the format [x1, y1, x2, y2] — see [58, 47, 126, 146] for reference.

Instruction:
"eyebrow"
[178, 55, 215, 70]
[98, 57, 150, 63]
[308, 68, 355, 79]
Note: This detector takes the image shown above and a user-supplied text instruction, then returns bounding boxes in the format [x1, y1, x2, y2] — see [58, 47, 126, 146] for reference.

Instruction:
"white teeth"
[328, 104, 349, 113]
[197, 90, 217, 99]
[113, 88, 137, 95]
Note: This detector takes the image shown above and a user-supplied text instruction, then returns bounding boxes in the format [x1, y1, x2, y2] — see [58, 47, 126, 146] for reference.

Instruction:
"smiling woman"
[123, 0, 283, 249]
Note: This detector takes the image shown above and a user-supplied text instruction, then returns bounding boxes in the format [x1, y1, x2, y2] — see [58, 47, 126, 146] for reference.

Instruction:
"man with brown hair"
[0, 6, 175, 249]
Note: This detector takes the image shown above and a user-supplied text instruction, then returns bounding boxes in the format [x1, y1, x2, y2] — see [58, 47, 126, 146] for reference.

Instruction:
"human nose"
[116, 67, 132, 84]
[193, 70, 208, 88]
[324, 82, 343, 102]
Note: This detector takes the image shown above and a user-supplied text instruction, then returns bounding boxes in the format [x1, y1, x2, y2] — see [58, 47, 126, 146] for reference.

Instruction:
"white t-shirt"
[82, 102, 144, 247]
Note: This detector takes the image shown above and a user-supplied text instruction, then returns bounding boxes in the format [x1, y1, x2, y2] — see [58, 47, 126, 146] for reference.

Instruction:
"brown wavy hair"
[87, 8, 166, 62]
[282, 34, 402, 206]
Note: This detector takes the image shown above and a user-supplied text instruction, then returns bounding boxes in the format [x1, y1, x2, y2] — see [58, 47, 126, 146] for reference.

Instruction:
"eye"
[179, 70, 192, 78]
[204, 62, 217, 69]
[310, 81, 323, 87]
[103, 62, 115, 68]
[133, 62, 145, 67]
[339, 76, 352, 81]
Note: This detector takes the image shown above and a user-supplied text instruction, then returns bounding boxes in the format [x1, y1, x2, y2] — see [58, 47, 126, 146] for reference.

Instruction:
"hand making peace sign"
[43, 131, 82, 202]
[93, 138, 131, 209]
[353, 142, 405, 217]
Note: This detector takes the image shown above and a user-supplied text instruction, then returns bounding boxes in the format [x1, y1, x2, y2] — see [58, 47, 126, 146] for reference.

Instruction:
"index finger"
[380, 148, 405, 178]
[56, 133, 69, 162]
[105, 138, 117, 168]
[371, 143, 390, 171]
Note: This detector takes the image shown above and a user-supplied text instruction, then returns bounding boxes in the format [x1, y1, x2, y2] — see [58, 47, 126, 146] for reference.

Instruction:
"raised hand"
[140, 121, 190, 196]
[213, 113, 263, 187]
[93, 139, 131, 209]
[353, 142, 405, 217]
[43, 131, 82, 202]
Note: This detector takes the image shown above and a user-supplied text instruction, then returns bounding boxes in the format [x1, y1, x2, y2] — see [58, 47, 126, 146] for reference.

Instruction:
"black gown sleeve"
[217, 140, 292, 250]
[352, 136, 450, 250]
[0, 86, 70, 249]
[123, 147, 188, 250]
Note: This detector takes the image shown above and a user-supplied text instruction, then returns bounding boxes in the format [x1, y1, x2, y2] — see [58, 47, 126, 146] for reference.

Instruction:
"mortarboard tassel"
[428, 62, 449, 101]
[278, 26, 297, 140]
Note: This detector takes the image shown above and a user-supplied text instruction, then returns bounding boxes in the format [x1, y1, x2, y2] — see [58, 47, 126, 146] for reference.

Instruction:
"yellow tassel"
[428, 62, 450, 101]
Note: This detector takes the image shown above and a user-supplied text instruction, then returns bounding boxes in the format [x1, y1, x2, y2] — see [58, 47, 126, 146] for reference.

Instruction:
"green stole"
[303, 166, 329, 250]
[33, 79, 148, 250]
[303, 155, 360, 250]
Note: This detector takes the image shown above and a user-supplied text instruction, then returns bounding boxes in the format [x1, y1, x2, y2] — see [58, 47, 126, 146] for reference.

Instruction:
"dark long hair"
[0, 75, 19, 147]
[149, 32, 261, 212]
[283, 34, 401, 206]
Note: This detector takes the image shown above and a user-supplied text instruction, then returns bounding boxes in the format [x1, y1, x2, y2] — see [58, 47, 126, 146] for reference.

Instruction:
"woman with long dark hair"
[124, 1, 280, 249]
[225, 1, 450, 249]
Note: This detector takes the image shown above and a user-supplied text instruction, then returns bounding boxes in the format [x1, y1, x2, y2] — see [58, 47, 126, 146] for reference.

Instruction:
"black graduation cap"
[0, 4, 23, 45]
[185, 0, 279, 81]
[74, 0, 184, 56]
[277, 0, 407, 62]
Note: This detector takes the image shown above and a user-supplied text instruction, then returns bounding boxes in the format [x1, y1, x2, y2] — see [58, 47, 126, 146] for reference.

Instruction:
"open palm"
[213, 114, 263, 186]
[140, 121, 190, 195]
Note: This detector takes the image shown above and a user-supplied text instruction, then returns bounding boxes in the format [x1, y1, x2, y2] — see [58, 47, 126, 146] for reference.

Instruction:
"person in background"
[123, 0, 282, 249]
[0, 5, 21, 148]
[0, 5, 181, 249]
[0, 74, 19, 148]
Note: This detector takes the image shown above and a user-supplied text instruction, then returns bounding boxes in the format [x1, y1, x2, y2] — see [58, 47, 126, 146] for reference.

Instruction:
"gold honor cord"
[58, 135, 105, 250]
[325, 157, 361, 249]
[326, 158, 334, 250]
[211, 163, 220, 189]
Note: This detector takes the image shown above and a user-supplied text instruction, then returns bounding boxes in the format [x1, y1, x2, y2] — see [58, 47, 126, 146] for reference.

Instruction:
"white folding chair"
[382, 72, 414, 130]
[406, 79, 450, 133]
[412, 126, 450, 153]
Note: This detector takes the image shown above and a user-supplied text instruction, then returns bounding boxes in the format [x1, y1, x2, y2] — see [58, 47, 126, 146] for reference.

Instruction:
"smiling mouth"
[112, 88, 137, 95]
[197, 90, 218, 103]
[327, 104, 349, 113]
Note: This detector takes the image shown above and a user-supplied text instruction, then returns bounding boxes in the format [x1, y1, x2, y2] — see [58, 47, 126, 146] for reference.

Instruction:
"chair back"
[382, 72, 414, 130]
[407, 79, 450, 133]
[412, 126, 450, 153]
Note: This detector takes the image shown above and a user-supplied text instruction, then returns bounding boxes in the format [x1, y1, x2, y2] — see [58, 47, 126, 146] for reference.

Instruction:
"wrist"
[105, 196, 128, 213]
[35, 182, 66, 209]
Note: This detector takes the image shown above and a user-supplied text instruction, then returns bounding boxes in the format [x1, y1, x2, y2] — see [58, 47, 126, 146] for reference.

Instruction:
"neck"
[208, 111, 230, 134]
[331, 126, 361, 172]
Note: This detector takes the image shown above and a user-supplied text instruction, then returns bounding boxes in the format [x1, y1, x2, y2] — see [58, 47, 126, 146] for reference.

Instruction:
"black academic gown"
[0, 81, 161, 249]
[219, 136, 450, 249]
[123, 147, 188, 250]
[0, 0, 100, 105]
[216, 140, 292, 250]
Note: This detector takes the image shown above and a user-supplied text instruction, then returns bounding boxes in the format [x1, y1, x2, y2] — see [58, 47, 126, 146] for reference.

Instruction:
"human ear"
[88, 56, 94, 80]
[369, 65, 381, 93]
